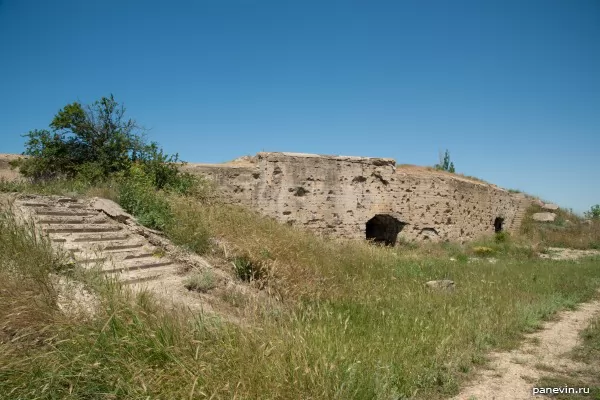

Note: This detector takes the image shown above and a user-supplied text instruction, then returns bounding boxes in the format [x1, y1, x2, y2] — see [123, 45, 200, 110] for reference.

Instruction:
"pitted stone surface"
[0, 152, 533, 244]
[542, 203, 559, 211]
[532, 212, 557, 222]
[182, 152, 531, 243]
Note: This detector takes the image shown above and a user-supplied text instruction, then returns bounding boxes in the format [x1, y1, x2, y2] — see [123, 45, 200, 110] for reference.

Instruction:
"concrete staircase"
[510, 194, 532, 234]
[13, 195, 182, 284]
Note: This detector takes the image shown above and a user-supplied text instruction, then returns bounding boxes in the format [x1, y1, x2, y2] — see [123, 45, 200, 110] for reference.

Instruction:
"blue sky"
[1, 0, 598, 213]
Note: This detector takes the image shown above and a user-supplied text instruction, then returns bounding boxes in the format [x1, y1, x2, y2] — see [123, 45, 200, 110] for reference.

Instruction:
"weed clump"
[117, 164, 173, 231]
[472, 246, 495, 256]
[184, 270, 217, 293]
[495, 231, 510, 243]
[232, 255, 266, 282]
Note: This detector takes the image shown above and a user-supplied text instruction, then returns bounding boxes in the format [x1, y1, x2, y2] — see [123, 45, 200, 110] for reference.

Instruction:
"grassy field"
[1, 180, 600, 399]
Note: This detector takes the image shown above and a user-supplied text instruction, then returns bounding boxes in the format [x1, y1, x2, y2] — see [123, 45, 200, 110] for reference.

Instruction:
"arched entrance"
[494, 217, 504, 233]
[366, 214, 406, 246]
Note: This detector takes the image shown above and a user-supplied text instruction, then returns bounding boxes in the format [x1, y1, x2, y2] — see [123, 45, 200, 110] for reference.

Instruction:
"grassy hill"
[1, 176, 599, 399]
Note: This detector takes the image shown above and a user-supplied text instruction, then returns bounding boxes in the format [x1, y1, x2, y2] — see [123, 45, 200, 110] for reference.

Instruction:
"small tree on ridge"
[584, 205, 600, 220]
[434, 149, 455, 173]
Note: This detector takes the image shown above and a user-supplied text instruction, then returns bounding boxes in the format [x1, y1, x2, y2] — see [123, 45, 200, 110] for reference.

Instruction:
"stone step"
[70, 232, 131, 243]
[14, 196, 182, 289]
[114, 264, 180, 285]
[34, 207, 98, 217]
[101, 241, 148, 252]
[48, 232, 131, 245]
[34, 208, 98, 216]
[101, 257, 175, 274]
[56, 198, 79, 203]
[42, 224, 123, 234]
[38, 216, 109, 225]
[61, 239, 147, 253]
[21, 202, 54, 208]
[66, 203, 86, 209]
[120, 250, 156, 260]
[74, 249, 154, 264]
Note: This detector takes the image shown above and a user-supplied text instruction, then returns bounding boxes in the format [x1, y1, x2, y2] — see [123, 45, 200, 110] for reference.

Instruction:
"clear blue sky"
[1, 0, 598, 213]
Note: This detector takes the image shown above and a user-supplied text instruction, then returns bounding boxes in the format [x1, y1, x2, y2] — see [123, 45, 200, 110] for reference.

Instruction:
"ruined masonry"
[183, 152, 531, 245]
[12, 195, 183, 284]
[0, 151, 531, 246]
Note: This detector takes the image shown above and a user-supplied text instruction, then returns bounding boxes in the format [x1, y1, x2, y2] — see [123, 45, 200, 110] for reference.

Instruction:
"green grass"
[575, 316, 600, 363]
[536, 316, 600, 399]
[0, 176, 102, 197]
[2, 182, 600, 399]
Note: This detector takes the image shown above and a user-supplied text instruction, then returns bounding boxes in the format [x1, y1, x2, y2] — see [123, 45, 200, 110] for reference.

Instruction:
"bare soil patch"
[451, 296, 600, 400]
[540, 247, 600, 261]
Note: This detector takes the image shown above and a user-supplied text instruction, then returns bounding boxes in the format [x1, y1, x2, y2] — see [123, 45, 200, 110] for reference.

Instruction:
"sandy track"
[452, 296, 600, 400]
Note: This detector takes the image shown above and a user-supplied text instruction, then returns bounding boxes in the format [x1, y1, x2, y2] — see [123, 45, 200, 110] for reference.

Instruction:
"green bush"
[13, 95, 212, 233]
[584, 204, 600, 220]
[16, 95, 196, 195]
[18, 96, 144, 181]
[117, 164, 173, 231]
[74, 162, 107, 185]
[135, 142, 182, 191]
[232, 255, 266, 282]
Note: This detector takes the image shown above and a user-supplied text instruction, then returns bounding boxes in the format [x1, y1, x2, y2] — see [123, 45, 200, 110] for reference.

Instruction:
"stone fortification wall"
[0, 152, 529, 244]
[184, 152, 529, 244]
[252, 152, 398, 239]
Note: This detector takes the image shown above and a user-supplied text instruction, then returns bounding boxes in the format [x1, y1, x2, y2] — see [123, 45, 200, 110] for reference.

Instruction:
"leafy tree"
[136, 142, 182, 190]
[584, 205, 600, 220]
[18, 95, 145, 181]
[434, 149, 455, 173]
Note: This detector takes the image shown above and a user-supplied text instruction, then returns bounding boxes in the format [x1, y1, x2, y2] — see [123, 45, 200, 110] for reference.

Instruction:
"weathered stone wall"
[182, 162, 257, 206]
[0, 152, 530, 244]
[252, 152, 398, 239]
[183, 152, 530, 244]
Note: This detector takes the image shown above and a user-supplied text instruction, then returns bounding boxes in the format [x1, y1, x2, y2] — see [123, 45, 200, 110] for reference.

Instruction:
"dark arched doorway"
[494, 217, 504, 233]
[366, 214, 406, 246]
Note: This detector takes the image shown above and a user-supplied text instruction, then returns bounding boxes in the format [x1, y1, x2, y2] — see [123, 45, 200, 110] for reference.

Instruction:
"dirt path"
[451, 296, 600, 400]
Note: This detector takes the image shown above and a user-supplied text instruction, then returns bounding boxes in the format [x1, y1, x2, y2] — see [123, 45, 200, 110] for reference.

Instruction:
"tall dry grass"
[521, 204, 600, 250]
[1, 187, 600, 398]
